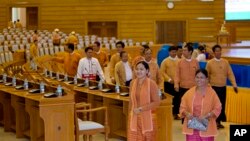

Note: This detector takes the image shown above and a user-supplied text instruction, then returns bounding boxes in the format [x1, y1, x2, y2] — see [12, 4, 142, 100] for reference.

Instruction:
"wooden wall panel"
[0, 0, 250, 43]
[0, 6, 7, 29]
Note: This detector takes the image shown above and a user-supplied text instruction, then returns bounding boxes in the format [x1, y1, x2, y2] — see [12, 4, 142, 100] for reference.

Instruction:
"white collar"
[185, 58, 192, 62]
[214, 58, 221, 61]
[169, 56, 177, 61]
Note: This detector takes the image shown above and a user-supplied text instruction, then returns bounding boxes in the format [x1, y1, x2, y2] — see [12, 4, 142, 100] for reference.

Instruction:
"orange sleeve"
[141, 81, 160, 112]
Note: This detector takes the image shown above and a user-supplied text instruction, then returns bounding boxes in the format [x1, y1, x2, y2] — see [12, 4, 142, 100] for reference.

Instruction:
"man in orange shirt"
[206, 45, 238, 129]
[92, 41, 109, 71]
[175, 44, 199, 120]
[52, 28, 61, 46]
[48, 43, 81, 76]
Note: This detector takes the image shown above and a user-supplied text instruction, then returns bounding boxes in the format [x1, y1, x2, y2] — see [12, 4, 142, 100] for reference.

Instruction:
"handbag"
[187, 117, 208, 131]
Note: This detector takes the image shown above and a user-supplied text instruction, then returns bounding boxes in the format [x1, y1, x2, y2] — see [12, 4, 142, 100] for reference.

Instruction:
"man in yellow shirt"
[92, 41, 109, 71]
[115, 51, 133, 86]
[160, 46, 179, 119]
[16, 19, 23, 29]
[52, 28, 61, 46]
[206, 44, 238, 129]
[67, 31, 78, 47]
[109, 41, 125, 84]
[30, 39, 38, 69]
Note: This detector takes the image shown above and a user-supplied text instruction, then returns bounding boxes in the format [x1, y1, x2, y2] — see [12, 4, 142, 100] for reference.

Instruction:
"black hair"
[184, 43, 194, 54]
[198, 45, 205, 52]
[195, 69, 208, 78]
[169, 46, 177, 52]
[94, 41, 100, 47]
[120, 51, 127, 58]
[142, 45, 150, 49]
[116, 41, 125, 48]
[136, 61, 150, 71]
[176, 45, 182, 50]
[212, 44, 222, 52]
[68, 43, 75, 51]
[85, 46, 93, 52]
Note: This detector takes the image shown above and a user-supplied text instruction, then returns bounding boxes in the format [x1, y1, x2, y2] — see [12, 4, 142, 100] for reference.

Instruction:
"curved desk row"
[0, 76, 173, 141]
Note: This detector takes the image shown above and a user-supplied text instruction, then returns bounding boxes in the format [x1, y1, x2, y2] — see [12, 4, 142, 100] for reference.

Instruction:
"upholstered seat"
[75, 102, 109, 141]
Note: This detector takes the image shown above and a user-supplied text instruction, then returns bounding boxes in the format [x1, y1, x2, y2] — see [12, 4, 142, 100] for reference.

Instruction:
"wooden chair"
[75, 102, 109, 141]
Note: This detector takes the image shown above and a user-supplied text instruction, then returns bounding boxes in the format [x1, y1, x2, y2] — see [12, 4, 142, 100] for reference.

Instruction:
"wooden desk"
[0, 82, 75, 141]
[0, 74, 173, 141]
[74, 85, 173, 141]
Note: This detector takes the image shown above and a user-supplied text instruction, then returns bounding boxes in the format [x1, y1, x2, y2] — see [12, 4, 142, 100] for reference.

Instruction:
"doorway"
[88, 22, 117, 37]
[156, 21, 186, 44]
[10, 7, 38, 30]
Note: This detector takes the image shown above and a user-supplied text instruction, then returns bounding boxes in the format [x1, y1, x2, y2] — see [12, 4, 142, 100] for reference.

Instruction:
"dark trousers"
[125, 80, 132, 87]
[212, 86, 227, 123]
[164, 82, 178, 115]
[179, 87, 189, 123]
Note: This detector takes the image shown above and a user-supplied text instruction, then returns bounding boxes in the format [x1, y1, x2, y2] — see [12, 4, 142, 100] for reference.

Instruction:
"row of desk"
[0, 75, 173, 141]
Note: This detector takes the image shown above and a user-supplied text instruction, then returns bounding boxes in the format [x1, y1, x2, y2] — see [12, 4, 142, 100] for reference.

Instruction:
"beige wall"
[1, 0, 249, 42]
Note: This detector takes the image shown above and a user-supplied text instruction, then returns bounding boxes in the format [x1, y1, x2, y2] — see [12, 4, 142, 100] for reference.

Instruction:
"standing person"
[180, 69, 222, 141]
[128, 61, 160, 141]
[196, 45, 206, 62]
[110, 41, 126, 84]
[67, 31, 78, 47]
[16, 19, 23, 29]
[32, 30, 38, 43]
[115, 51, 133, 86]
[206, 44, 238, 129]
[47, 43, 82, 77]
[132, 45, 149, 69]
[176, 45, 183, 59]
[160, 46, 179, 119]
[29, 39, 38, 69]
[8, 20, 14, 28]
[77, 46, 105, 81]
[52, 28, 61, 46]
[144, 48, 163, 88]
[92, 41, 109, 71]
[174, 44, 199, 119]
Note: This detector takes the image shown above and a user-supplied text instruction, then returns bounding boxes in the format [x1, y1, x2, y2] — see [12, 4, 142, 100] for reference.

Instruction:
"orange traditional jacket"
[53, 52, 81, 76]
[180, 86, 222, 137]
[93, 51, 109, 70]
[174, 59, 199, 89]
[129, 78, 160, 134]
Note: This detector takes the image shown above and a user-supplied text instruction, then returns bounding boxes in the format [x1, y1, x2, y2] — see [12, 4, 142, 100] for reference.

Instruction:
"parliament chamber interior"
[0, 0, 250, 141]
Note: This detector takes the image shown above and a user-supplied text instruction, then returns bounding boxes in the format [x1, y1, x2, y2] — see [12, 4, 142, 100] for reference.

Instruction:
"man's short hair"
[94, 41, 101, 47]
[184, 43, 194, 54]
[68, 43, 75, 51]
[169, 46, 177, 52]
[212, 44, 222, 52]
[116, 41, 125, 48]
[85, 46, 93, 52]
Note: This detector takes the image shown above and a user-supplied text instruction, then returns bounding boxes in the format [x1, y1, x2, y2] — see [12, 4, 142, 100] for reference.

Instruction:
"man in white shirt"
[115, 51, 133, 86]
[77, 47, 105, 81]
